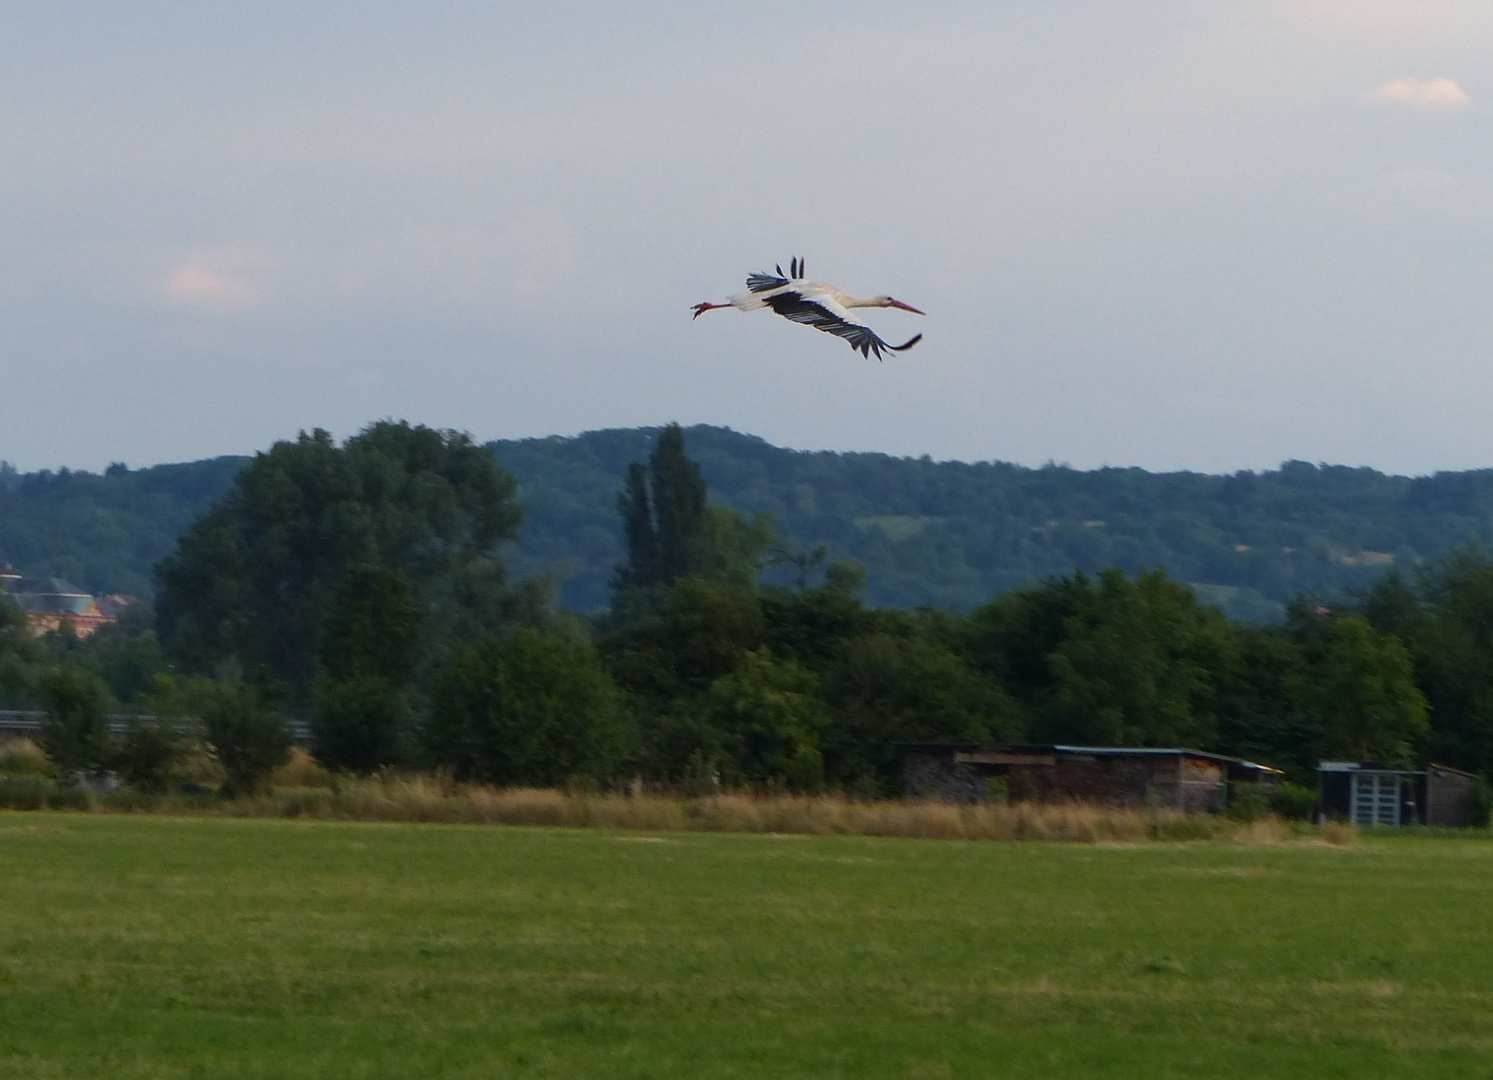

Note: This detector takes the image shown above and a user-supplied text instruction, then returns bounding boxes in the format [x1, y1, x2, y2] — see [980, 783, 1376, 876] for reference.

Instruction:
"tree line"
[23, 424, 1493, 619]
[3, 421, 1492, 803]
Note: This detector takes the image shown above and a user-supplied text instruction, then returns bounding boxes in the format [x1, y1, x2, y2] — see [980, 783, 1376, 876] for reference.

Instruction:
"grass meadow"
[0, 814, 1491, 1079]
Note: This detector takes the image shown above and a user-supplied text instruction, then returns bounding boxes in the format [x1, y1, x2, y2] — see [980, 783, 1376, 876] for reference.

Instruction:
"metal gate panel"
[1350, 771, 1401, 827]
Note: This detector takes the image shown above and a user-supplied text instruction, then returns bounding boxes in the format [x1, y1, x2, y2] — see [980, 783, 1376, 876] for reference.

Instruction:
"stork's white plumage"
[692, 258, 924, 360]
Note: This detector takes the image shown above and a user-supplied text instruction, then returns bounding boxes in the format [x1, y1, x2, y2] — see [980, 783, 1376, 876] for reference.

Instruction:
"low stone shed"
[901, 743, 1282, 813]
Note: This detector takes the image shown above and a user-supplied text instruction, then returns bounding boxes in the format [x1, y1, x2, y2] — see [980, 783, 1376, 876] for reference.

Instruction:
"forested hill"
[8, 426, 1493, 617]
[492, 427, 1493, 618]
[0, 457, 247, 598]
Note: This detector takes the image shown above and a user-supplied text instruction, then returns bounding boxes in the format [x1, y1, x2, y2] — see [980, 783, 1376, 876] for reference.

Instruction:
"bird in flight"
[691, 257, 924, 360]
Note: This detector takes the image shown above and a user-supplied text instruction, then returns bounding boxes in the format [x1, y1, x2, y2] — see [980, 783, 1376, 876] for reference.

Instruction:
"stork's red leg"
[690, 301, 731, 319]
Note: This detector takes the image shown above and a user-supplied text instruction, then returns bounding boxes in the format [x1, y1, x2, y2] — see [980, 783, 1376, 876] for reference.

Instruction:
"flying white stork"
[691, 257, 924, 360]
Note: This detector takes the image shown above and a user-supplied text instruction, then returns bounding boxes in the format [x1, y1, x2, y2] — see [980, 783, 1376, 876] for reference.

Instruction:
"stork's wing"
[746, 271, 790, 293]
[765, 292, 921, 361]
[746, 256, 804, 293]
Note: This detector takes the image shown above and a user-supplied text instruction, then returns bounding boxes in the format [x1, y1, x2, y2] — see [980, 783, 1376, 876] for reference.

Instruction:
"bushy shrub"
[703, 649, 827, 792]
[313, 674, 411, 774]
[187, 679, 291, 797]
[37, 665, 114, 776]
[1269, 780, 1318, 821]
[114, 717, 192, 794]
[1468, 777, 1493, 829]
[429, 628, 634, 787]
[0, 777, 89, 810]
[1225, 782, 1271, 822]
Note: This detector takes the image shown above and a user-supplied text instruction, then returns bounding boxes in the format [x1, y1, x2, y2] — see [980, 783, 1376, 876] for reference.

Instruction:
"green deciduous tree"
[612, 424, 775, 597]
[703, 648, 828, 791]
[614, 424, 707, 591]
[1357, 551, 1493, 774]
[156, 421, 524, 700]
[0, 596, 40, 706]
[969, 570, 1235, 749]
[428, 628, 633, 786]
[114, 675, 196, 794]
[1312, 615, 1427, 765]
[312, 563, 423, 772]
[821, 629, 1022, 794]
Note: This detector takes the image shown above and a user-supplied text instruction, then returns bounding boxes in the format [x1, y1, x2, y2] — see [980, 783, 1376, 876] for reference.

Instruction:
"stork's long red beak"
[888, 299, 925, 315]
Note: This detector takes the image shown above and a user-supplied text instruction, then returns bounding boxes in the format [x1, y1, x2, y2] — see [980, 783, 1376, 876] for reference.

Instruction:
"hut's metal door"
[1350, 771, 1401, 827]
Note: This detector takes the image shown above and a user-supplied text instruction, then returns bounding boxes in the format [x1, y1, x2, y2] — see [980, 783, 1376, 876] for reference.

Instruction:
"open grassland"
[1, 816, 1491, 1079]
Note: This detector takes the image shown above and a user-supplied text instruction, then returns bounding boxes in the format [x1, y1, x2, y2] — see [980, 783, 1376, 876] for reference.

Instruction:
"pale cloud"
[1370, 77, 1471, 108]
[162, 264, 258, 308]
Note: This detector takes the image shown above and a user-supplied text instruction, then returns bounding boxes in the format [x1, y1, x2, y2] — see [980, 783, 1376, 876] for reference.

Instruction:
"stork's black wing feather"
[747, 271, 790, 293]
[765, 293, 920, 361]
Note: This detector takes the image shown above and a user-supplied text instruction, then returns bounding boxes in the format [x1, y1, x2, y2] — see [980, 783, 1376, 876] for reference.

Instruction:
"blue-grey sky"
[2, 1, 1489, 475]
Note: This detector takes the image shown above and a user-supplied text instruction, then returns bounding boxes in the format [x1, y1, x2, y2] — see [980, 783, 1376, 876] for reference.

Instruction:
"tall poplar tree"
[613, 424, 709, 591]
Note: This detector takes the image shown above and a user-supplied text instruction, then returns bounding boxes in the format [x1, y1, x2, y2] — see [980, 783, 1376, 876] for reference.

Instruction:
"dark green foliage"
[313, 674, 411, 775]
[1044, 571, 1235, 748]
[0, 456, 245, 598]
[820, 629, 1020, 794]
[16, 422, 1493, 800]
[187, 679, 290, 797]
[156, 422, 524, 699]
[1311, 616, 1427, 765]
[969, 570, 1235, 748]
[428, 628, 633, 786]
[614, 424, 709, 591]
[1269, 781, 1319, 820]
[702, 649, 828, 791]
[1354, 549, 1493, 777]
[21, 423, 1493, 619]
[603, 578, 769, 706]
[1224, 782, 1271, 822]
[612, 424, 775, 598]
[1468, 777, 1493, 829]
[36, 665, 113, 775]
[114, 717, 190, 794]
[41, 604, 169, 705]
[319, 564, 424, 685]
[1213, 625, 1321, 781]
[312, 564, 423, 772]
[0, 776, 89, 810]
[0, 597, 40, 706]
[113, 675, 195, 794]
[486, 425, 1493, 615]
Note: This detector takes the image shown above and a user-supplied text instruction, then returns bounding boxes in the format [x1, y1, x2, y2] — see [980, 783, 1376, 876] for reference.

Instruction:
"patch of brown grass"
[152, 779, 1280, 843]
[0, 737, 53, 777]
[269, 747, 337, 789]
[1230, 816, 1295, 846]
[1323, 819, 1358, 846]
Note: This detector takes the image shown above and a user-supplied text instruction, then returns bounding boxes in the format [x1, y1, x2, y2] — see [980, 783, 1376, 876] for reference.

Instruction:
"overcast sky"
[2, 1, 1489, 475]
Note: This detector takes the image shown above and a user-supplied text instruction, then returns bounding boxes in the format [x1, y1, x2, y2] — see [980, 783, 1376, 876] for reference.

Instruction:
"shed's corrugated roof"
[899, 742, 1284, 775]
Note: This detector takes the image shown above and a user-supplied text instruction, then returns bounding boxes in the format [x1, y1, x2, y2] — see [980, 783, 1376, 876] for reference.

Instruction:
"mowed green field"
[1, 816, 1491, 1079]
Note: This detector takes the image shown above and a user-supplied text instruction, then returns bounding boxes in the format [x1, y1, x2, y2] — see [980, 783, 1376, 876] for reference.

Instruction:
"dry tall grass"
[155, 776, 1261, 843]
[0, 739, 1353, 844]
[1323, 819, 1359, 846]
[0, 737, 53, 777]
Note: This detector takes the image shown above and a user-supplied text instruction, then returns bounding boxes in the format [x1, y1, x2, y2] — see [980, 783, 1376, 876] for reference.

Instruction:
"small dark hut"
[1317, 761, 1479, 827]
[901, 743, 1281, 812]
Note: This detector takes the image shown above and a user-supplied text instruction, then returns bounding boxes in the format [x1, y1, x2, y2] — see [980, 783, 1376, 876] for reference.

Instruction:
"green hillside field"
[1, 813, 1490, 1079]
